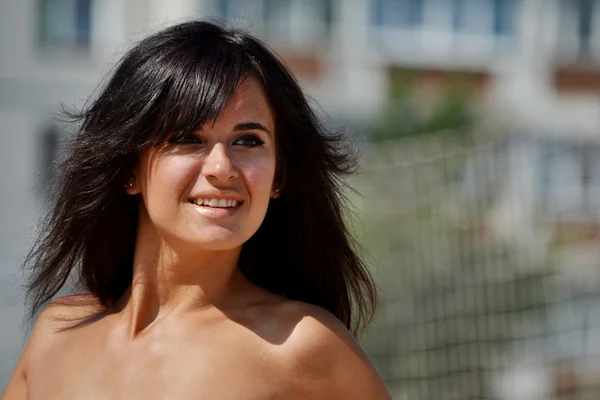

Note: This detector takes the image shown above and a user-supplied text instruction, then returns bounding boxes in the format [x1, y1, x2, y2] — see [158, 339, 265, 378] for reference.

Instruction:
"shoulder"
[23, 294, 101, 369]
[32, 294, 101, 333]
[274, 301, 391, 400]
[1, 294, 100, 398]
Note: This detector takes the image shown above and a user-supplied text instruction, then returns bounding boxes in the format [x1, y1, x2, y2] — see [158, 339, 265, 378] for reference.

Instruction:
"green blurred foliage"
[370, 70, 476, 142]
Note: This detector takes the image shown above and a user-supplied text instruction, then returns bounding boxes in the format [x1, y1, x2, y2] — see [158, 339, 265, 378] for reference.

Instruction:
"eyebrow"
[233, 122, 272, 137]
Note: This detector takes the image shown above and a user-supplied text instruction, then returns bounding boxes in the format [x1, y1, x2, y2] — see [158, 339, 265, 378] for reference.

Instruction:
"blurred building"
[3, 0, 600, 268]
[2, 0, 600, 395]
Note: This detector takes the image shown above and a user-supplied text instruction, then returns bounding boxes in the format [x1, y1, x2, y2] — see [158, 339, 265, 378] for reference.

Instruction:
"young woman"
[2, 21, 391, 399]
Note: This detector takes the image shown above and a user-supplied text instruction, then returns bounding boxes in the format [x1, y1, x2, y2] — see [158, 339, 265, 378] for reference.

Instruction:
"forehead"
[212, 76, 274, 130]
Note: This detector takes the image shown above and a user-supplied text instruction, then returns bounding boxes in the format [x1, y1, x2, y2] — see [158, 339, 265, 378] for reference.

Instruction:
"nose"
[202, 142, 238, 182]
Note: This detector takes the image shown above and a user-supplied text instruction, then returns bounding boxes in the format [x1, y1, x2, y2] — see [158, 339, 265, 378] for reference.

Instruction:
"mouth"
[189, 198, 243, 209]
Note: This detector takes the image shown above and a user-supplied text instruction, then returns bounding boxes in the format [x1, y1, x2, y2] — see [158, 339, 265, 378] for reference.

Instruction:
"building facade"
[2, 0, 600, 392]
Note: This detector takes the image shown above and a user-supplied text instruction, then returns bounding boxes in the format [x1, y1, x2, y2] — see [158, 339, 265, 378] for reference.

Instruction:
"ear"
[272, 155, 286, 199]
[271, 187, 281, 199]
[124, 176, 141, 195]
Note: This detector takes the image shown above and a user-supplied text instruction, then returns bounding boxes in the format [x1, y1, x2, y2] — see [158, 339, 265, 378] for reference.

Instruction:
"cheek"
[239, 159, 276, 199]
[145, 157, 199, 207]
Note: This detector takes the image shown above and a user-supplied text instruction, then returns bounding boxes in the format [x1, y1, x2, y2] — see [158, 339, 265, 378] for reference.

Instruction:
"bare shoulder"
[21, 295, 100, 368]
[274, 301, 392, 400]
[1, 294, 100, 399]
[32, 294, 101, 333]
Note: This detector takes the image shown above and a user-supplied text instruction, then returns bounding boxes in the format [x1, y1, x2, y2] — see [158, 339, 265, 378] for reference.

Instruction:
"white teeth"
[191, 198, 240, 208]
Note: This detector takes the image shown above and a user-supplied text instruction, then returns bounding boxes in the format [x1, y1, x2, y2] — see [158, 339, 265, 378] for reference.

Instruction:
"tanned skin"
[2, 78, 391, 400]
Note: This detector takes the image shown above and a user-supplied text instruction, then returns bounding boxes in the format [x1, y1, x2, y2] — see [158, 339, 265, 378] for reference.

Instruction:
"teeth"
[191, 198, 240, 208]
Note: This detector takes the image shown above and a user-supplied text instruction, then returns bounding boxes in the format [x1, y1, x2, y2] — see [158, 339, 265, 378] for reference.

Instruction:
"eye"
[169, 132, 203, 145]
[233, 134, 265, 147]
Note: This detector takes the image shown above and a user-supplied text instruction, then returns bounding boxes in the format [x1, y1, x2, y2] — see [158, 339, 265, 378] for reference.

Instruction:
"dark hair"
[25, 20, 376, 336]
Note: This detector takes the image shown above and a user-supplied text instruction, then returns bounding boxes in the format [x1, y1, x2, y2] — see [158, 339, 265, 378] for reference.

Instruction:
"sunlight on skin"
[120, 76, 280, 332]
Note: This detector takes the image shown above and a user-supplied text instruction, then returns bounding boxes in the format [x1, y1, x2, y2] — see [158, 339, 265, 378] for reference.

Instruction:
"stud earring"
[125, 181, 134, 189]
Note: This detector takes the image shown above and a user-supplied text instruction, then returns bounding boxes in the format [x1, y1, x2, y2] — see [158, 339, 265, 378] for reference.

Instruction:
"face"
[128, 76, 278, 252]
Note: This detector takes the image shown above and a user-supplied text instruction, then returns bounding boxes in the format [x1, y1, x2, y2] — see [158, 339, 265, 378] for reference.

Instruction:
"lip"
[188, 192, 244, 219]
[190, 202, 242, 219]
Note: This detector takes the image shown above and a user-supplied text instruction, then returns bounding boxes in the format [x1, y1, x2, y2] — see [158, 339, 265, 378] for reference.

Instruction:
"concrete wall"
[2, 0, 600, 391]
[0, 0, 128, 389]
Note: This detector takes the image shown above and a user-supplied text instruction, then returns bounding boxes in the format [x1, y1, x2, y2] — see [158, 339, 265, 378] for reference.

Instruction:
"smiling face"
[128, 76, 278, 252]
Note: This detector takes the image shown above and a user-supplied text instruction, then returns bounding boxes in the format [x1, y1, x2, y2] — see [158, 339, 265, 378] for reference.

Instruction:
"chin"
[187, 229, 247, 251]
[193, 240, 243, 251]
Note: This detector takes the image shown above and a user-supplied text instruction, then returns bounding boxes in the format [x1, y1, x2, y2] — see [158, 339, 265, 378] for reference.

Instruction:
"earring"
[125, 181, 134, 189]
[274, 188, 280, 193]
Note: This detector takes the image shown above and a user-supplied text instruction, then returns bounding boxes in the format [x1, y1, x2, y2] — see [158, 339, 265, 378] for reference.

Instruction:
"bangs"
[144, 42, 254, 144]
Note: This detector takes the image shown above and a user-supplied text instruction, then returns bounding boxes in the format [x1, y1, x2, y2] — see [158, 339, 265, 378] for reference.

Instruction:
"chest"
[26, 337, 297, 400]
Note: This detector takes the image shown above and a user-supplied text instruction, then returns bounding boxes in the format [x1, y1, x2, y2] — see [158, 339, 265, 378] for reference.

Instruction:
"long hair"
[25, 20, 376, 336]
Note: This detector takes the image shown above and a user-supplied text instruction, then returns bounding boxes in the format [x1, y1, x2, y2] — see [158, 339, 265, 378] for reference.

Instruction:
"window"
[576, 0, 596, 56]
[213, 0, 263, 27]
[452, 0, 518, 35]
[492, 0, 519, 36]
[265, 0, 333, 39]
[373, 0, 519, 35]
[211, 0, 332, 43]
[215, 0, 230, 18]
[373, 0, 424, 28]
[39, 0, 92, 49]
[453, 0, 491, 33]
[559, 0, 600, 58]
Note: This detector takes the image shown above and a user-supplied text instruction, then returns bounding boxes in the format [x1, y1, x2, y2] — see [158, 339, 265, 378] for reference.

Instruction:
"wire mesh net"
[357, 133, 600, 400]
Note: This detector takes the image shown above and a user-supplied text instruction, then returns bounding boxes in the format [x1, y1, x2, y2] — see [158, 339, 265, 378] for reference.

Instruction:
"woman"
[2, 21, 391, 399]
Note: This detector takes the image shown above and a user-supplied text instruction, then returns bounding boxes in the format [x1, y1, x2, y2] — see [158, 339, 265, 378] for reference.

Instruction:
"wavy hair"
[25, 20, 376, 336]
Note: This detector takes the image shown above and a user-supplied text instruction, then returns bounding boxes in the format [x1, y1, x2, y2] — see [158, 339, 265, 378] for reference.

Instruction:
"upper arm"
[323, 337, 392, 400]
[283, 304, 392, 400]
[1, 296, 94, 400]
[0, 311, 44, 400]
[1, 347, 27, 400]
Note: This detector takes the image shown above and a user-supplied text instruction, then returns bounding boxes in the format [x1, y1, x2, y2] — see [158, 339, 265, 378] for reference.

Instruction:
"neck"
[116, 229, 246, 338]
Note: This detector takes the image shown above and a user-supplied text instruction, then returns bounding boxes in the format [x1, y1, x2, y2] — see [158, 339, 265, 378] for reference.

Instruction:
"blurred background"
[2, 0, 600, 398]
